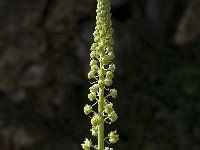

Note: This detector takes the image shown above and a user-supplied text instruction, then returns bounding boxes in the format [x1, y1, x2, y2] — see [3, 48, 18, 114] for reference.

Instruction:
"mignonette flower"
[84, 104, 93, 115]
[90, 126, 98, 137]
[101, 56, 109, 65]
[88, 92, 96, 101]
[106, 71, 114, 79]
[90, 51, 98, 59]
[91, 114, 101, 126]
[104, 103, 114, 114]
[91, 65, 98, 72]
[88, 71, 95, 79]
[108, 64, 115, 72]
[89, 84, 99, 93]
[81, 138, 92, 150]
[90, 59, 97, 66]
[104, 78, 113, 86]
[108, 111, 118, 122]
[108, 130, 119, 144]
[107, 52, 115, 60]
[110, 89, 117, 98]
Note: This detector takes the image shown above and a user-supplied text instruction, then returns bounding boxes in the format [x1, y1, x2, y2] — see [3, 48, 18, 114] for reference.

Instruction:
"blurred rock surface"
[0, 0, 199, 150]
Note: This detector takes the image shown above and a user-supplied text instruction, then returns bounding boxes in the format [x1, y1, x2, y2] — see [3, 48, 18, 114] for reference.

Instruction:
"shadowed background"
[0, 0, 199, 150]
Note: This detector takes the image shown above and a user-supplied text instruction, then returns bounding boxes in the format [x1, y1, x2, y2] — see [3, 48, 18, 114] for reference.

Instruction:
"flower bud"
[106, 46, 113, 53]
[88, 92, 96, 101]
[107, 52, 115, 60]
[109, 38, 114, 45]
[89, 84, 99, 92]
[104, 78, 113, 86]
[93, 31, 99, 38]
[94, 36, 100, 43]
[88, 71, 95, 79]
[96, 44, 104, 52]
[108, 64, 115, 72]
[106, 71, 114, 79]
[90, 51, 97, 59]
[90, 59, 97, 66]
[91, 65, 98, 72]
[90, 43, 97, 51]
[108, 28, 113, 35]
[101, 56, 109, 65]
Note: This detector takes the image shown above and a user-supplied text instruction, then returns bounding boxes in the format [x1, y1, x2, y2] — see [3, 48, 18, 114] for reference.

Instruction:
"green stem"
[98, 58, 104, 150]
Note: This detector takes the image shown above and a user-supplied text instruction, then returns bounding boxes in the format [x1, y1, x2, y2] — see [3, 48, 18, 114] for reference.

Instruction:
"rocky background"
[0, 0, 200, 150]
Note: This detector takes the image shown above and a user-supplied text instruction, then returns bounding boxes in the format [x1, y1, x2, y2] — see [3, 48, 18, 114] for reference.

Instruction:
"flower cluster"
[82, 0, 119, 150]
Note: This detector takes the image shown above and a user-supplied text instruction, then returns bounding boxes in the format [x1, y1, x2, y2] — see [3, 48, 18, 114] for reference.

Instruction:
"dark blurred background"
[0, 0, 199, 150]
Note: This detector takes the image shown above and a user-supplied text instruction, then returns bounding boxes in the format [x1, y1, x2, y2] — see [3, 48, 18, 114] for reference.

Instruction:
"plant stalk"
[98, 58, 104, 150]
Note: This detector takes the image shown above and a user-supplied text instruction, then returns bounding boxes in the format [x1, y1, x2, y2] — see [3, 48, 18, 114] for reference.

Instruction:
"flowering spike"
[82, 0, 119, 149]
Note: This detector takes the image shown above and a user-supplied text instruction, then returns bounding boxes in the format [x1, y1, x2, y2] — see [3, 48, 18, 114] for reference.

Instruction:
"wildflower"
[108, 64, 115, 72]
[81, 138, 92, 150]
[88, 92, 96, 101]
[90, 59, 97, 66]
[91, 114, 101, 126]
[88, 71, 95, 79]
[106, 71, 114, 79]
[110, 89, 117, 98]
[89, 84, 99, 93]
[108, 111, 118, 122]
[90, 126, 98, 137]
[104, 78, 113, 86]
[84, 105, 92, 115]
[104, 103, 114, 114]
[108, 130, 119, 144]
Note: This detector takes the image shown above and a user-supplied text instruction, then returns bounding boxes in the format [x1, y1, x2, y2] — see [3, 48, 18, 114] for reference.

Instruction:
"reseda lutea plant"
[82, 0, 119, 150]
